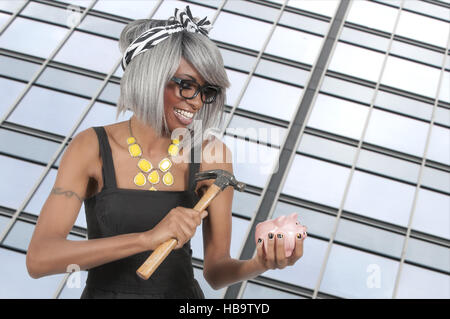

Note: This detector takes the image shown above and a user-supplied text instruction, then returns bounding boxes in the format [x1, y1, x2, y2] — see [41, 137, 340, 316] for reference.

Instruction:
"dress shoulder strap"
[92, 126, 117, 190]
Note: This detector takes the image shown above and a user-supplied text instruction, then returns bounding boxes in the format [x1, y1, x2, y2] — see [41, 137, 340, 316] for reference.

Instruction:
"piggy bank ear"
[287, 212, 299, 223]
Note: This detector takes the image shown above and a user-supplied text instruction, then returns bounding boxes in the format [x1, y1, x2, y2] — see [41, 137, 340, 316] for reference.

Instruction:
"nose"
[186, 93, 203, 111]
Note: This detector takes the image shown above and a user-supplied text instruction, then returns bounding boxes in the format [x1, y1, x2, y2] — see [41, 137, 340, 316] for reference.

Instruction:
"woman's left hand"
[253, 232, 306, 270]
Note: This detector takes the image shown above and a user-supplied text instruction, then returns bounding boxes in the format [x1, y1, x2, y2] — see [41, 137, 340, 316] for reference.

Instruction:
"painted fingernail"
[297, 233, 302, 239]
[277, 233, 283, 239]
[268, 233, 274, 239]
[257, 238, 262, 244]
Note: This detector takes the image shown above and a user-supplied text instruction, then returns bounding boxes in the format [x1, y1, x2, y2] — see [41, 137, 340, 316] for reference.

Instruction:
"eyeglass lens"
[179, 80, 218, 104]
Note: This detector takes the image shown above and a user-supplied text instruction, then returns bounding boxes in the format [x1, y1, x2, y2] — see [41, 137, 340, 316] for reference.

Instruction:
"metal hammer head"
[194, 169, 246, 192]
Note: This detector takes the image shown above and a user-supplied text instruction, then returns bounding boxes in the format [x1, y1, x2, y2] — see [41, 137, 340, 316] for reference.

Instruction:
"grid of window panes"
[0, 0, 448, 299]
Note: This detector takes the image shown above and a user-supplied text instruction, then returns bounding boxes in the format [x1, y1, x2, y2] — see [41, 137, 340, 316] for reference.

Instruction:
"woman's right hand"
[143, 206, 208, 250]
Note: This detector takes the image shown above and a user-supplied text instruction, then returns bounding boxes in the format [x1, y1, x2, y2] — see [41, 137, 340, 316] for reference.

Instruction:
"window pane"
[403, 0, 450, 20]
[265, 26, 323, 65]
[53, 0, 92, 8]
[58, 271, 88, 299]
[3, 220, 34, 251]
[396, 10, 449, 48]
[223, 135, 280, 188]
[273, 201, 336, 240]
[242, 282, 303, 299]
[335, 219, 404, 258]
[54, 31, 121, 74]
[189, 0, 222, 8]
[193, 267, 226, 299]
[21, 2, 70, 26]
[262, 237, 329, 290]
[0, 0, 26, 13]
[438, 71, 449, 103]
[320, 244, 398, 298]
[0, 12, 11, 30]
[346, 0, 398, 33]
[340, 27, 390, 52]
[36, 66, 103, 98]
[113, 63, 123, 78]
[421, 166, 450, 194]
[344, 171, 415, 227]
[238, 76, 302, 121]
[0, 155, 45, 211]
[411, 188, 450, 240]
[328, 42, 384, 82]
[282, 155, 350, 209]
[220, 48, 256, 73]
[364, 109, 429, 158]
[390, 40, 444, 69]
[320, 76, 374, 106]
[0, 248, 66, 298]
[98, 82, 120, 104]
[279, 11, 329, 36]
[78, 14, 126, 39]
[374, 90, 433, 121]
[153, 1, 214, 20]
[210, 12, 272, 51]
[0, 55, 41, 82]
[298, 133, 356, 166]
[0, 215, 10, 234]
[224, 0, 279, 22]
[191, 216, 249, 259]
[0, 17, 67, 59]
[427, 125, 450, 166]
[286, 0, 339, 17]
[396, 263, 450, 299]
[405, 238, 449, 273]
[434, 106, 449, 128]
[356, 149, 421, 184]
[0, 128, 60, 165]
[226, 115, 286, 147]
[255, 58, 310, 88]
[75, 102, 132, 135]
[306, 94, 369, 140]
[0, 77, 26, 119]
[381, 56, 441, 100]
[232, 191, 260, 219]
[92, 0, 158, 19]
[8, 86, 90, 136]
[225, 69, 248, 106]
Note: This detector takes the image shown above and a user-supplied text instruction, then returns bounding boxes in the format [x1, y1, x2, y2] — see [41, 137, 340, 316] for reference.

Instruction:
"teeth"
[175, 108, 194, 119]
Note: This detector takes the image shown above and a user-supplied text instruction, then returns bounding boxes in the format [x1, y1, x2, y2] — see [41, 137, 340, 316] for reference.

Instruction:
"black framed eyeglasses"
[171, 77, 221, 104]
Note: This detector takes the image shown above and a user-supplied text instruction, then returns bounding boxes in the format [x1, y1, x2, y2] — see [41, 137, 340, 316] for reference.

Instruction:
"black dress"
[80, 126, 204, 299]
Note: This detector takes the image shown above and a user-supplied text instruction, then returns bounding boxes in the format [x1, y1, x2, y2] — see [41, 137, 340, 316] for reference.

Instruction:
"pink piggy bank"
[255, 213, 307, 258]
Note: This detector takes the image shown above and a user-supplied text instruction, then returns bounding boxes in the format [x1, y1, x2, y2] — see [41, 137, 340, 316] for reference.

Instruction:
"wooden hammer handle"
[136, 184, 222, 280]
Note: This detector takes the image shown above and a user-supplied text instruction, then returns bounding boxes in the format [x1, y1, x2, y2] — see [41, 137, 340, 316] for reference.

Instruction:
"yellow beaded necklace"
[127, 119, 179, 191]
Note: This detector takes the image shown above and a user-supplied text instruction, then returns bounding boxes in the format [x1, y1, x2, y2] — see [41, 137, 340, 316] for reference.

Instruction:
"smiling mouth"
[174, 107, 194, 119]
[173, 107, 194, 124]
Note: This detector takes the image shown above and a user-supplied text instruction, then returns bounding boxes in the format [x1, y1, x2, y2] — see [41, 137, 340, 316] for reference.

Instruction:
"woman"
[26, 6, 305, 298]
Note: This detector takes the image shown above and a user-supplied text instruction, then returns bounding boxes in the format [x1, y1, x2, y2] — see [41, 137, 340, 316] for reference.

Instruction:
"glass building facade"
[0, 0, 448, 299]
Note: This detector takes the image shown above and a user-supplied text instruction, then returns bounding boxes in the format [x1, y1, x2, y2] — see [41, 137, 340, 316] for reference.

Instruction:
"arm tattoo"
[51, 187, 84, 202]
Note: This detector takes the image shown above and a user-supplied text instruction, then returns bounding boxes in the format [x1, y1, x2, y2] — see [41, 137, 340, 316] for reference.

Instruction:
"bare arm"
[26, 129, 150, 278]
[201, 139, 304, 290]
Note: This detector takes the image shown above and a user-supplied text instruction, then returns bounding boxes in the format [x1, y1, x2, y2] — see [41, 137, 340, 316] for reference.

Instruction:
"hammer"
[136, 169, 245, 280]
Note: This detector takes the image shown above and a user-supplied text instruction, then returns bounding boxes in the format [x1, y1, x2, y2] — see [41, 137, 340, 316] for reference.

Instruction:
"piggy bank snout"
[255, 214, 306, 258]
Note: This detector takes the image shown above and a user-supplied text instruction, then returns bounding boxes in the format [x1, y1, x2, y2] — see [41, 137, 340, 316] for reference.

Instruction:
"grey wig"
[117, 18, 230, 152]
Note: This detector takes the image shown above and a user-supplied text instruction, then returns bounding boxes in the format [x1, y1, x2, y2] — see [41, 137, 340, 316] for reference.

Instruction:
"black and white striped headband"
[121, 6, 212, 71]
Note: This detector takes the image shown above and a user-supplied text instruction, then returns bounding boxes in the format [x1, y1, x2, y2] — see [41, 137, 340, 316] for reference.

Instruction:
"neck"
[129, 115, 169, 155]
